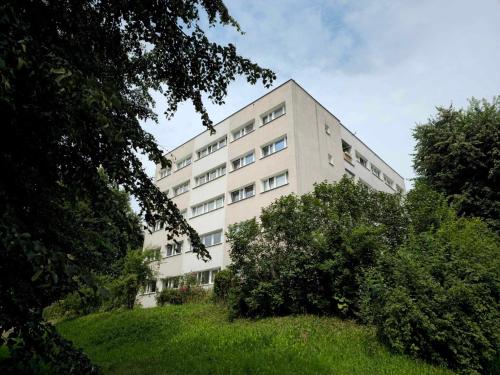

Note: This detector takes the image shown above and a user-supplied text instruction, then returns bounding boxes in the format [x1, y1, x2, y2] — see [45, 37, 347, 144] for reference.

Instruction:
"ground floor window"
[145, 280, 157, 293]
[163, 277, 180, 289]
[195, 268, 220, 285]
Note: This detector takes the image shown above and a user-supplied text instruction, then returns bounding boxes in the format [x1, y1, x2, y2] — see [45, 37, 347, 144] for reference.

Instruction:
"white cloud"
[138, 0, 500, 193]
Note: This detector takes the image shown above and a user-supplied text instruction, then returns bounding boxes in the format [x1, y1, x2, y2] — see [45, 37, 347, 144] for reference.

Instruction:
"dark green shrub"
[361, 216, 500, 374]
[213, 269, 235, 303]
[226, 178, 406, 318]
[157, 289, 183, 305]
[43, 286, 102, 321]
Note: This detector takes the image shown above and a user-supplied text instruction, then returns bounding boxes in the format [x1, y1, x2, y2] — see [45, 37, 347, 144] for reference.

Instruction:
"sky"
[140, 0, 500, 191]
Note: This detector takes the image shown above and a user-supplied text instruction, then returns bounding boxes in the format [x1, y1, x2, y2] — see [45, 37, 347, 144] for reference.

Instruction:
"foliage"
[55, 303, 452, 375]
[0, 0, 274, 372]
[157, 289, 184, 306]
[226, 177, 407, 318]
[361, 184, 500, 374]
[213, 269, 236, 303]
[404, 180, 455, 234]
[156, 273, 209, 306]
[413, 97, 500, 232]
[44, 248, 159, 321]
[43, 286, 102, 322]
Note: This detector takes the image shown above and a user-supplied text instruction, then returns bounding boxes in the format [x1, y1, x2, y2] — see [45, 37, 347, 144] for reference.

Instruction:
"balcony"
[344, 152, 353, 164]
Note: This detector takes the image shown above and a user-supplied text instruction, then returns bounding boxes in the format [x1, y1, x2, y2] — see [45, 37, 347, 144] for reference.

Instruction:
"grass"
[57, 303, 454, 375]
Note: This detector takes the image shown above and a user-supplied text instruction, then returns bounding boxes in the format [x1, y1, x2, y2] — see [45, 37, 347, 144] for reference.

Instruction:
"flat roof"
[160, 79, 405, 180]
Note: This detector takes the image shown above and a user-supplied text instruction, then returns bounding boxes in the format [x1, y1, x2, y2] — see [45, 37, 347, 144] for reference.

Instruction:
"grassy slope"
[57, 303, 453, 375]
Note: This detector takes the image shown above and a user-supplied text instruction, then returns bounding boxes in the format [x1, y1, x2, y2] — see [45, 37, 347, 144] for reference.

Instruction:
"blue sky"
[140, 0, 500, 189]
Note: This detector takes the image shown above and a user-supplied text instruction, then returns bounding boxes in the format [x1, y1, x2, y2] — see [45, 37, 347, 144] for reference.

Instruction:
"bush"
[361, 211, 500, 373]
[226, 178, 406, 318]
[213, 269, 235, 303]
[156, 274, 209, 306]
[43, 286, 102, 321]
[156, 289, 183, 305]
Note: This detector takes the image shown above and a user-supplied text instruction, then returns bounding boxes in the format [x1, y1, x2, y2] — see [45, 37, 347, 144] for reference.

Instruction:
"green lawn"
[57, 303, 453, 375]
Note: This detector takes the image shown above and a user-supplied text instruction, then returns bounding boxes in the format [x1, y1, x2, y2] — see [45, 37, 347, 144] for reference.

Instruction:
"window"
[233, 122, 254, 141]
[383, 174, 394, 188]
[146, 247, 161, 262]
[262, 105, 285, 125]
[356, 152, 368, 168]
[153, 221, 162, 232]
[198, 270, 210, 285]
[180, 209, 187, 219]
[200, 230, 223, 247]
[325, 124, 331, 135]
[159, 166, 171, 179]
[396, 185, 404, 194]
[197, 137, 227, 159]
[163, 277, 180, 289]
[145, 280, 157, 293]
[344, 169, 355, 179]
[262, 171, 288, 192]
[176, 155, 192, 170]
[173, 181, 189, 196]
[195, 164, 226, 187]
[166, 241, 183, 257]
[195, 268, 220, 285]
[342, 140, 353, 163]
[231, 151, 255, 171]
[371, 164, 381, 179]
[328, 154, 334, 165]
[191, 195, 224, 217]
[261, 136, 287, 158]
[231, 184, 255, 203]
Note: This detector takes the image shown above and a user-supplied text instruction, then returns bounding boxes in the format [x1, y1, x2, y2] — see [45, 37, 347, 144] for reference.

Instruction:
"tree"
[0, 1, 275, 373]
[226, 178, 407, 318]
[361, 183, 500, 374]
[413, 97, 500, 231]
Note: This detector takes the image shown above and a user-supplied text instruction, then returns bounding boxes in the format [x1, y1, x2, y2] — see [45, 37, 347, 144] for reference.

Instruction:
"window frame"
[232, 121, 255, 141]
[176, 155, 192, 171]
[230, 183, 255, 203]
[196, 136, 227, 160]
[195, 268, 221, 285]
[191, 195, 224, 218]
[262, 171, 288, 193]
[200, 230, 223, 248]
[356, 152, 368, 168]
[194, 164, 226, 187]
[163, 276, 180, 289]
[371, 164, 381, 179]
[145, 280, 157, 294]
[165, 241, 183, 257]
[261, 136, 287, 158]
[158, 165, 171, 179]
[231, 150, 255, 171]
[173, 180, 190, 196]
[261, 104, 286, 126]
[383, 174, 394, 188]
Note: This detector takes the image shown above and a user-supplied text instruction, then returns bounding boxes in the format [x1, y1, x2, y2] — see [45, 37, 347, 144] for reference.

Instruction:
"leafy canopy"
[361, 183, 500, 374]
[413, 97, 500, 231]
[0, 0, 274, 373]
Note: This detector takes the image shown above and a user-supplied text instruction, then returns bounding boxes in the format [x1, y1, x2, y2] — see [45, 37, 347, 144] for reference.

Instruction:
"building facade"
[138, 80, 405, 307]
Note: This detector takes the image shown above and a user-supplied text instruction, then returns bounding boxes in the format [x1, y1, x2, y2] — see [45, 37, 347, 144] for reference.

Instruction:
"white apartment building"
[138, 80, 405, 307]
